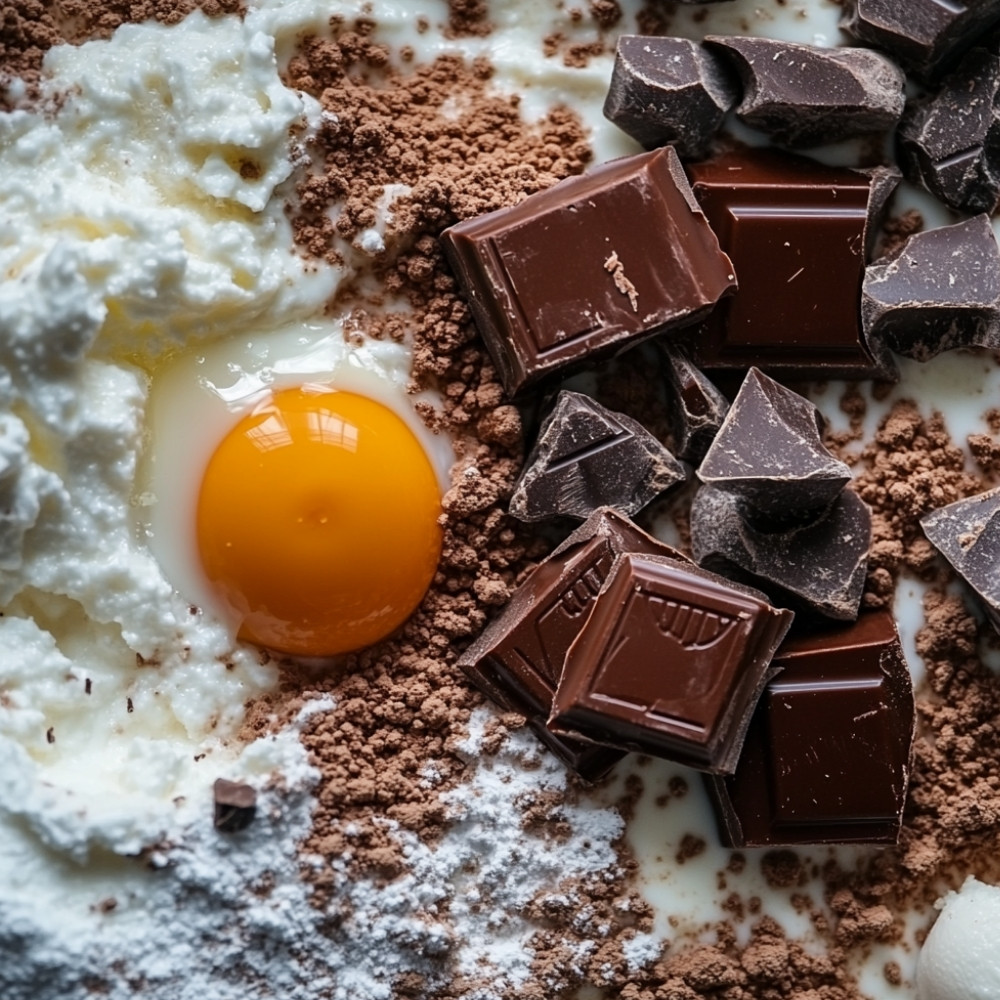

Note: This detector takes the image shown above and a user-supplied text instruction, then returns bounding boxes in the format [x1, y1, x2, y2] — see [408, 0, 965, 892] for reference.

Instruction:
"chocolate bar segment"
[441, 148, 736, 398]
[706, 611, 915, 847]
[603, 36, 737, 158]
[862, 215, 1000, 361]
[458, 509, 683, 779]
[684, 149, 898, 381]
[706, 36, 905, 148]
[509, 390, 686, 523]
[549, 552, 793, 775]
[897, 49, 1000, 215]
[921, 485, 1000, 635]
[841, 0, 1000, 81]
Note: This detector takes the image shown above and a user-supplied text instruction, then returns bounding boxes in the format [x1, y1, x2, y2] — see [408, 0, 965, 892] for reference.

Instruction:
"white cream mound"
[917, 878, 1000, 1000]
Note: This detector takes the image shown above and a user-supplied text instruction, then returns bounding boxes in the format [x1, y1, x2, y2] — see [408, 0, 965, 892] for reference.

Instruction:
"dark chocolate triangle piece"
[862, 215, 1000, 361]
[697, 368, 851, 523]
[921, 486, 1000, 634]
[897, 48, 1000, 215]
[660, 344, 729, 465]
[603, 36, 738, 158]
[706, 35, 904, 148]
[510, 390, 686, 523]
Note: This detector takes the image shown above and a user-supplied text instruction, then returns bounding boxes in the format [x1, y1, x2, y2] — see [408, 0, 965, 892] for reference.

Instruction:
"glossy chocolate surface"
[921, 485, 1000, 635]
[706, 610, 915, 846]
[549, 552, 793, 775]
[458, 509, 682, 779]
[706, 35, 904, 148]
[441, 147, 736, 398]
[684, 149, 897, 381]
[509, 390, 686, 523]
[862, 215, 1000, 361]
[603, 36, 737, 158]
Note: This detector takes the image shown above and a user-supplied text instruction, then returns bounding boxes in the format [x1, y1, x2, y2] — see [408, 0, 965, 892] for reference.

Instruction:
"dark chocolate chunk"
[921, 485, 1000, 634]
[705, 611, 915, 847]
[691, 484, 871, 621]
[660, 344, 730, 464]
[458, 508, 683, 779]
[603, 36, 738, 158]
[214, 778, 257, 833]
[706, 35, 905, 148]
[697, 368, 851, 523]
[441, 148, 737, 398]
[896, 48, 1000, 215]
[509, 390, 686, 523]
[862, 215, 1000, 361]
[549, 551, 793, 775]
[841, 0, 1000, 81]
[684, 149, 899, 381]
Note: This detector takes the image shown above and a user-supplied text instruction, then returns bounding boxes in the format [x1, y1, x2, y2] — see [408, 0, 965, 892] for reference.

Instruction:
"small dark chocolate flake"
[706, 35, 905, 148]
[697, 368, 851, 524]
[841, 0, 1000, 81]
[660, 344, 729, 465]
[46, 727, 55, 745]
[127, 697, 134, 714]
[691, 483, 871, 622]
[921, 486, 1000, 635]
[509, 390, 686, 523]
[897, 48, 1000, 215]
[862, 215, 1000, 362]
[214, 778, 258, 833]
[603, 36, 738, 158]
[85, 678, 92, 695]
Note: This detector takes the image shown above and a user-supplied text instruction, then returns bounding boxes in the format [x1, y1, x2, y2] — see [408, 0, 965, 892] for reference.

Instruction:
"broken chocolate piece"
[441, 147, 737, 398]
[509, 390, 686, 523]
[705, 611, 915, 847]
[549, 551, 793, 775]
[458, 508, 684, 779]
[862, 215, 1000, 361]
[691, 484, 871, 621]
[214, 778, 257, 833]
[706, 35, 905, 148]
[697, 368, 851, 523]
[841, 0, 1000, 81]
[921, 486, 1000, 634]
[684, 149, 899, 381]
[660, 344, 730, 464]
[603, 36, 738, 158]
[896, 48, 1000, 215]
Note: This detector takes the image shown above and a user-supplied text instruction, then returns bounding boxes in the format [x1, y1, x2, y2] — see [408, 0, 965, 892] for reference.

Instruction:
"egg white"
[136, 318, 455, 626]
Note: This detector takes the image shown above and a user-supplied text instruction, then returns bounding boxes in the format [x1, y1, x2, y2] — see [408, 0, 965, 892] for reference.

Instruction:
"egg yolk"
[196, 387, 443, 657]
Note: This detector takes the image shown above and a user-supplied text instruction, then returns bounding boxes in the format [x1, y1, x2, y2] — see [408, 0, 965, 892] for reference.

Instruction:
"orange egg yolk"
[196, 387, 443, 657]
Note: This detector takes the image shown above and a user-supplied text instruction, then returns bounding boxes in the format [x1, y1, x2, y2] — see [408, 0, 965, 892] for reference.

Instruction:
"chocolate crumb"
[213, 779, 258, 834]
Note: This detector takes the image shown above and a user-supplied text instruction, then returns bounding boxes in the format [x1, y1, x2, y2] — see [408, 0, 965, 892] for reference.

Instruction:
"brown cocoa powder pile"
[0, 0, 243, 105]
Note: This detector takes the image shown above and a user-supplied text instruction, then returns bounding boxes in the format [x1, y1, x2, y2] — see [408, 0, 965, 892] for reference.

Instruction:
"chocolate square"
[706, 610, 915, 846]
[684, 149, 896, 380]
[550, 552, 793, 774]
[458, 509, 681, 779]
[442, 147, 736, 397]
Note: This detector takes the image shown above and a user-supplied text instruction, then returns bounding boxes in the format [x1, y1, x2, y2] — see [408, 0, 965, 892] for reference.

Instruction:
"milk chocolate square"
[705, 611, 915, 846]
[549, 552, 793, 774]
[442, 147, 736, 397]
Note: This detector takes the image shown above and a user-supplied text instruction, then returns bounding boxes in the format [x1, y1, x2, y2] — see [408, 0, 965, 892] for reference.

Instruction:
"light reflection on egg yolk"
[196, 387, 443, 657]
